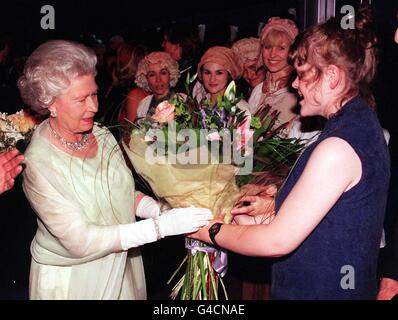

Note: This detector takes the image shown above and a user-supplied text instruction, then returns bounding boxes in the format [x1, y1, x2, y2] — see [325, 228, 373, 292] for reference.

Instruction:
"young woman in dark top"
[190, 7, 390, 299]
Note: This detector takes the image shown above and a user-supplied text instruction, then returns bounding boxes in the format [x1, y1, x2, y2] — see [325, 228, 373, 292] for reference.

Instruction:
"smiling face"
[292, 63, 324, 117]
[293, 58, 354, 118]
[292, 61, 342, 118]
[146, 62, 171, 99]
[201, 62, 230, 98]
[261, 31, 291, 75]
[48, 74, 98, 140]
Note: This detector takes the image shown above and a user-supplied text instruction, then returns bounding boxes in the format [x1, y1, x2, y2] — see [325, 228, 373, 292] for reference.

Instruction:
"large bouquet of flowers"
[0, 109, 42, 153]
[122, 74, 304, 300]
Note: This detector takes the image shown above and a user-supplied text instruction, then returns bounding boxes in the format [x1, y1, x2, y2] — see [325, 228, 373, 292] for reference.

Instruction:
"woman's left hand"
[231, 195, 275, 216]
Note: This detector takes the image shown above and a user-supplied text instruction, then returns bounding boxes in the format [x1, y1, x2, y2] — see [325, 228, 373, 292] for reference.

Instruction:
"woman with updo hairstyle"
[135, 51, 182, 118]
[17, 40, 212, 299]
[190, 7, 390, 299]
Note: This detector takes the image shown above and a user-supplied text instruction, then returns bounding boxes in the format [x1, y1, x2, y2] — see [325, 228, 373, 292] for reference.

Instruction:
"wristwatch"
[208, 223, 223, 248]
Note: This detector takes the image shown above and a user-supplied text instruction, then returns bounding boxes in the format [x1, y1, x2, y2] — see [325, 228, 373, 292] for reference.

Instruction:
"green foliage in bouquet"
[126, 73, 250, 163]
[122, 73, 306, 300]
[238, 104, 306, 187]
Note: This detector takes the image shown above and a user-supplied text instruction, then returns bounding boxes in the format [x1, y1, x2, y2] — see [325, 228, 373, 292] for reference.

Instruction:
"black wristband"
[208, 223, 223, 248]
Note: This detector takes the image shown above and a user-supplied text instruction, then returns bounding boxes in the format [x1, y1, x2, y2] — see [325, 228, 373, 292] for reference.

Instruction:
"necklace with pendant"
[48, 120, 90, 151]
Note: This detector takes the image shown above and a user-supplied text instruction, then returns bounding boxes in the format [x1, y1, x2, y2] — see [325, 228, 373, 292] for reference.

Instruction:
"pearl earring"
[50, 110, 57, 118]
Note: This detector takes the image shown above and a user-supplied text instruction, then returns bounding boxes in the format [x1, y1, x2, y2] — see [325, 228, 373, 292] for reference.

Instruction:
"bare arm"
[125, 88, 148, 122]
[190, 137, 361, 257]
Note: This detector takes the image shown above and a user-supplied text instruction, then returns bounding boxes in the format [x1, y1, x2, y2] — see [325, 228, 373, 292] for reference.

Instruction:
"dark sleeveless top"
[272, 96, 390, 299]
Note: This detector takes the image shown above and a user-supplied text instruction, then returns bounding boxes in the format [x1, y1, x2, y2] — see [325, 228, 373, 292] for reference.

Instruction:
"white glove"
[158, 208, 213, 238]
[135, 196, 160, 219]
[119, 207, 213, 251]
[119, 218, 158, 250]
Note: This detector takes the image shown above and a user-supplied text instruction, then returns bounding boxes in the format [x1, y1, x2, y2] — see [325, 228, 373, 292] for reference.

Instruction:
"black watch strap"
[208, 223, 223, 248]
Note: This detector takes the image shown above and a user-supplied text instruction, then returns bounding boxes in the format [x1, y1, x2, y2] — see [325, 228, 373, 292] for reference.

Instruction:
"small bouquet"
[122, 74, 304, 300]
[0, 109, 42, 153]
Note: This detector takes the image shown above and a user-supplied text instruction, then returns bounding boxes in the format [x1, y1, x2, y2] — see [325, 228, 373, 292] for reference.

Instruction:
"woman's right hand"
[158, 208, 213, 237]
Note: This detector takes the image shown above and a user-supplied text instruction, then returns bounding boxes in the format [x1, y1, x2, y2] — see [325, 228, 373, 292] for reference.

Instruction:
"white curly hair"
[135, 51, 180, 92]
[18, 40, 97, 114]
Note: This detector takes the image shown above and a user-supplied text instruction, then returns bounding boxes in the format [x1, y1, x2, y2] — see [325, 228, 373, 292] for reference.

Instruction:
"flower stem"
[167, 255, 188, 285]
[198, 251, 207, 300]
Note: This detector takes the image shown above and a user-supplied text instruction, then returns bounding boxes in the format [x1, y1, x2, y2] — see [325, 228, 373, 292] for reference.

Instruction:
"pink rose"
[144, 135, 155, 142]
[152, 101, 175, 123]
[207, 132, 221, 141]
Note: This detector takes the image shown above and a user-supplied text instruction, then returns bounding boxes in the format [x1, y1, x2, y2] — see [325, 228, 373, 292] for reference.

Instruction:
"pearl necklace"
[48, 120, 90, 151]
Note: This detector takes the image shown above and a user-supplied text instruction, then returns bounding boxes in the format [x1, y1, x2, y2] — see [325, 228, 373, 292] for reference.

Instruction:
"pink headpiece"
[197, 46, 243, 80]
[232, 37, 261, 64]
[260, 17, 299, 43]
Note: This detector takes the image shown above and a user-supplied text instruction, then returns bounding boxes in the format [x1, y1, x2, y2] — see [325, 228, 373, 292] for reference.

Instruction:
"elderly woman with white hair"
[135, 51, 182, 118]
[18, 40, 212, 300]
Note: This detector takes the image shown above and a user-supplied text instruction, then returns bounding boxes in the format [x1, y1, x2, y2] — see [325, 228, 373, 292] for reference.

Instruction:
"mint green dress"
[23, 120, 146, 299]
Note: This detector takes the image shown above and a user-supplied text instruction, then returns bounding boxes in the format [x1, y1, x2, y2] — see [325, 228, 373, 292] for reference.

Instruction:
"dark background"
[0, 0, 299, 40]
[0, 0, 398, 300]
[0, 1, 396, 64]
[1, 1, 397, 59]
